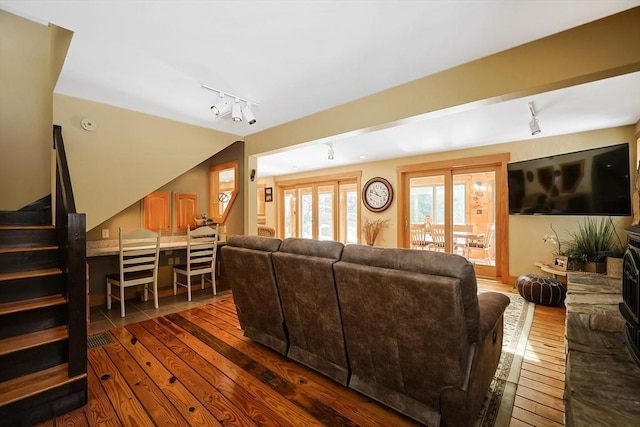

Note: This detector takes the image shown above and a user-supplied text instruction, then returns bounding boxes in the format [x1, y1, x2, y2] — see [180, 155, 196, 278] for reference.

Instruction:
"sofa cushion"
[221, 235, 287, 355]
[338, 244, 480, 343]
[272, 238, 348, 384]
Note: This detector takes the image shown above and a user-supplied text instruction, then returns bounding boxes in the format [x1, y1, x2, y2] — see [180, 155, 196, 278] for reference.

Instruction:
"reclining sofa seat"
[221, 235, 287, 355]
[333, 244, 509, 427]
[272, 238, 349, 385]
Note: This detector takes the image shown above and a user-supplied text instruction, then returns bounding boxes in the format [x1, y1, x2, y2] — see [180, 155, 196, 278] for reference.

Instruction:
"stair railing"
[53, 125, 87, 377]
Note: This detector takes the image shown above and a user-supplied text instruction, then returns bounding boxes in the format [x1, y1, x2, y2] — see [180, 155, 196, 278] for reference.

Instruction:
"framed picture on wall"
[265, 187, 273, 202]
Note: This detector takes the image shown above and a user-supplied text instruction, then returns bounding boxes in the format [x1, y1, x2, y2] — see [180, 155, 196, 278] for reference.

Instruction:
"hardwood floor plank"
[166, 311, 364, 427]
[109, 324, 233, 426]
[186, 305, 419, 426]
[87, 346, 155, 426]
[140, 317, 307, 427]
[519, 369, 565, 390]
[517, 377, 564, 399]
[101, 338, 190, 426]
[84, 363, 123, 426]
[514, 395, 564, 424]
[515, 384, 565, 412]
[511, 406, 564, 427]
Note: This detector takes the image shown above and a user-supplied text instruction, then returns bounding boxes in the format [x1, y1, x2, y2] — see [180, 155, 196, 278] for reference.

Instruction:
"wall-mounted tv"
[508, 143, 631, 216]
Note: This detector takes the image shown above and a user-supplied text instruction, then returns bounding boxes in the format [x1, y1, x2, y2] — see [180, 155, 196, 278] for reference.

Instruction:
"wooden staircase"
[0, 126, 88, 425]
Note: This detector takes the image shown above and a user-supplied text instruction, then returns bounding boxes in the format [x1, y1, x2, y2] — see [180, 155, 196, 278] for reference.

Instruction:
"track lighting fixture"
[528, 102, 541, 135]
[232, 99, 242, 122]
[242, 104, 257, 125]
[211, 93, 230, 116]
[202, 84, 259, 125]
[327, 143, 335, 160]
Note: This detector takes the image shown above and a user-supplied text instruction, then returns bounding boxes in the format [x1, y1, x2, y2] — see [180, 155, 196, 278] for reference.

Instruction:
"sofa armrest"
[477, 292, 510, 341]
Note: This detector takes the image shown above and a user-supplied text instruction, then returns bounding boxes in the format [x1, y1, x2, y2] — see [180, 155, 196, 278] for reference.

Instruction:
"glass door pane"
[453, 170, 496, 277]
[283, 189, 296, 238]
[339, 183, 358, 244]
[299, 187, 313, 239]
[317, 184, 335, 240]
[410, 175, 446, 251]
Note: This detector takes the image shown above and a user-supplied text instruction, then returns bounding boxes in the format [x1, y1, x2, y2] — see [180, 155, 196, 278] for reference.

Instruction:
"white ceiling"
[2, 0, 639, 177]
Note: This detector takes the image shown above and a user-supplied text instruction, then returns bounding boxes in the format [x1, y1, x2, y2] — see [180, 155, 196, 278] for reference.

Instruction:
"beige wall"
[53, 94, 242, 230]
[0, 11, 72, 209]
[262, 126, 635, 281]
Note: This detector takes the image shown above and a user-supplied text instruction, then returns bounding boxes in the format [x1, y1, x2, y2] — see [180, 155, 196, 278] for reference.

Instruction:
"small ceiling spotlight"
[528, 102, 541, 135]
[242, 104, 257, 125]
[202, 84, 259, 124]
[211, 93, 229, 116]
[327, 143, 335, 160]
[232, 99, 242, 122]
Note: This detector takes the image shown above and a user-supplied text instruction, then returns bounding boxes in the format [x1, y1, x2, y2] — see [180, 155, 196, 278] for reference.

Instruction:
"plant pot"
[584, 261, 606, 274]
[606, 256, 623, 279]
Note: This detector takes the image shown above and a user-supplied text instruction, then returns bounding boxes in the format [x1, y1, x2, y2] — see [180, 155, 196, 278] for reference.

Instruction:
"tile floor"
[88, 288, 232, 335]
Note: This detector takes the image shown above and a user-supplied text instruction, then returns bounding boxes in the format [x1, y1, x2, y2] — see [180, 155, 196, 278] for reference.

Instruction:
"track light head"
[232, 99, 242, 122]
[327, 144, 335, 160]
[242, 104, 257, 125]
[529, 117, 541, 135]
[528, 102, 541, 135]
[211, 94, 229, 116]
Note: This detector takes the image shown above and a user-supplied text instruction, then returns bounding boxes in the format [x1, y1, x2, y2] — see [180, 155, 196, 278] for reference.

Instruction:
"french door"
[401, 155, 508, 279]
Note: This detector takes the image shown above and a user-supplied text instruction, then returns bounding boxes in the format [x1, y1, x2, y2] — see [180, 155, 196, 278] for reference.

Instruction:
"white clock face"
[365, 182, 390, 208]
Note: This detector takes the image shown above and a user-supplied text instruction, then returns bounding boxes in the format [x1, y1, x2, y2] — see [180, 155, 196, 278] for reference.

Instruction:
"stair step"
[0, 225, 54, 231]
[0, 294, 66, 316]
[0, 245, 58, 254]
[0, 268, 62, 282]
[0, 363, 86, 408]
[0, 326, 68, 357]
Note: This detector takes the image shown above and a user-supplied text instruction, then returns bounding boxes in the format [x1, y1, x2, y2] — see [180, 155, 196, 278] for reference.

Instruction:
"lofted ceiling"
[2, 0, 639, 177]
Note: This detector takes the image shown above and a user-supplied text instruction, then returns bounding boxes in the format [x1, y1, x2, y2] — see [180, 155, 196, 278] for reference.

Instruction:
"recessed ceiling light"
[359, 154, 367, 159]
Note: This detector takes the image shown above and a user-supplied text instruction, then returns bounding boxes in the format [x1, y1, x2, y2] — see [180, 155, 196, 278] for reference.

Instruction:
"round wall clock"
[362, 177, 393, 212]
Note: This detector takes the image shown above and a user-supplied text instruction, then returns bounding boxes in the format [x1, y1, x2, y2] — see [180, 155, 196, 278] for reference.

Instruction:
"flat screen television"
[508, 143, 631, 216]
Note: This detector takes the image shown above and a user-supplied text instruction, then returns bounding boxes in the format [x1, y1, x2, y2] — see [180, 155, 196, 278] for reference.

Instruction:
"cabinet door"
[176, 193, 198, 231]
[143, 192, 170, 232]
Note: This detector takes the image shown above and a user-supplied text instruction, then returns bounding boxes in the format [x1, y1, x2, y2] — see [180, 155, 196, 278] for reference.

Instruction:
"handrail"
[53, 125, 76, 214]
[53, 125, 87, 378]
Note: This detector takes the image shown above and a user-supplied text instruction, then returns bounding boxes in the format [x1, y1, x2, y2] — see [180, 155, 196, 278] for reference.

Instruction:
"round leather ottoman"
[516, 274, 566, 306]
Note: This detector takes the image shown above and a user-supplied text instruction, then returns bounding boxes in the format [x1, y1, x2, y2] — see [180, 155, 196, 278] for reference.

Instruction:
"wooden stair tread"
[0, 326, 68, 356]
[0, 268, 62, 282]
[0, 294, 66, 315]
[0, 225, 54, 231]
[0, 363, 86, 407]
[0, 245, 58, 254]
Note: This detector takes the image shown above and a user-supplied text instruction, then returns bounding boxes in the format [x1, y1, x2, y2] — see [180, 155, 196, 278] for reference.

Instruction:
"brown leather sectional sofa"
[222, 236, 509, 426]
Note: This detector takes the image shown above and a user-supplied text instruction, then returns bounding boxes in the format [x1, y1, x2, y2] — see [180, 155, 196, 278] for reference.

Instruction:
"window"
[410, 183, 466, 225]
[278, 173, 360, 243]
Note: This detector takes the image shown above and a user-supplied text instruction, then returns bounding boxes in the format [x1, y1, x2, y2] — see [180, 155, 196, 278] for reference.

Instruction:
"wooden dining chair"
[173, 224, 218, 301]
[106, 227, 161, 317]
[410, 224, 430, 250]
[429, 225, 446, 252]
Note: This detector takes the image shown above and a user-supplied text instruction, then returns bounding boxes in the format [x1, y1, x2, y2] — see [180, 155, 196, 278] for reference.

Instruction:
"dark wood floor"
[37, 281, 566, 426]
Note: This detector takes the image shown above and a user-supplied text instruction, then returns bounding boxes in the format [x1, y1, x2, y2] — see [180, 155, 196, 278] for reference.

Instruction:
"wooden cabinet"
[143, 192, 170, 232]
[175, 193, 198, 231]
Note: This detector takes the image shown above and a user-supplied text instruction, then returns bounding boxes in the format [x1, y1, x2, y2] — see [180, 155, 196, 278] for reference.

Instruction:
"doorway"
[399, 154, 508, 280]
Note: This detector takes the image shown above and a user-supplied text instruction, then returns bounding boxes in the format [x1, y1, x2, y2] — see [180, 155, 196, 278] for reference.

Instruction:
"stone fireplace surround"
[564, 273, 640, 426]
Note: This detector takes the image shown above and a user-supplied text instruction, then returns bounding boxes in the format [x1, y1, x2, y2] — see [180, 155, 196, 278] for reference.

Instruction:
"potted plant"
[563, 217, 617, 273]
[605, 218, 625, 278]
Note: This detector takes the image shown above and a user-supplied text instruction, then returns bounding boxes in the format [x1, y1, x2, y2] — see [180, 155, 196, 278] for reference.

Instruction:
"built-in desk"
[86, 237, 227, 306]
[564, 273, 640, 426]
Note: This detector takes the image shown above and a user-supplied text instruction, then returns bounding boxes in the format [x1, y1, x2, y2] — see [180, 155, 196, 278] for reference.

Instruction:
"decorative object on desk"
[265, 187, 273, 202]
[362, 217, 389, 246]
[563, 217, 619, 274]
[553, 255, 568, 271]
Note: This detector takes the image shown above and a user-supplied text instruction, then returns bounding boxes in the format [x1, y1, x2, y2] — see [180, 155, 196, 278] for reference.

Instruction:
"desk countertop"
[87, 237, 226, 257]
